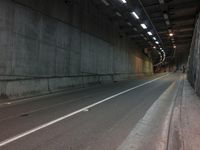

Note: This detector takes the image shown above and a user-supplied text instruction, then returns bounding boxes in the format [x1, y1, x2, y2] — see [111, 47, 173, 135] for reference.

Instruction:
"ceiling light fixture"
[153, 37, 156, 40]
[169, 33, 173, 37]
[140, 23, 147, 29]
[120, 0, 127, 3]
[127, 22, 132, 26]
[163, 13, 168, 19]
[165, 20, 170, 26]
[158, 0, 164, 4]
[116, 12, 122, 17]
[155, 41, 159, 44]
[133, 27, 137, 31]
[131, 12, 139, 19]
[147, 31, 153, 36]
[101, 0, 110, 6]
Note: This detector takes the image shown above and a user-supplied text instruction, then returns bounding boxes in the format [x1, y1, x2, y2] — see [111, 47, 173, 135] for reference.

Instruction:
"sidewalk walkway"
[168, 75, 200, 150]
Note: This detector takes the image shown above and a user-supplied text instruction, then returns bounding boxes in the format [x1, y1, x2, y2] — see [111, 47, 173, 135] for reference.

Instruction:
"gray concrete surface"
[117, 77, 181, 150]
[0, 73, 180, 150]
[187, 13, 200, 96]
[167, 75, 200, 150]
[0, 0, 153, 98]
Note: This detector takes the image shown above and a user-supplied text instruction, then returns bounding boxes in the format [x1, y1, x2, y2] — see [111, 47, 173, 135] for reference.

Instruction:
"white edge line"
[0, 74, 169, 147]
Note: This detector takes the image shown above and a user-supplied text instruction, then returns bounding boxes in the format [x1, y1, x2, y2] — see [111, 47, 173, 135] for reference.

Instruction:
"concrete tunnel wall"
[0, 0, 153, 98]
[187, 13, 200, 96]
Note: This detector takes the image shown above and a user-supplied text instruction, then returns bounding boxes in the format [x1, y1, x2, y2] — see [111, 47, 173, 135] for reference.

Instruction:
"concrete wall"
[0, 0, 153, 98]
[187, 13, 200, 96]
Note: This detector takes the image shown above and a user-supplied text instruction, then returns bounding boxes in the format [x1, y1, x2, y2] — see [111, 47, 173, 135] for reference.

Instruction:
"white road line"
[0, 74, 169, 147]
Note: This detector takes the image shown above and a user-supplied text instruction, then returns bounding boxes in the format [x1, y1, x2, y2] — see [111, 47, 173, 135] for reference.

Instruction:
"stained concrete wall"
[0, 0, 153, 98]
[187, 13, 200, 96]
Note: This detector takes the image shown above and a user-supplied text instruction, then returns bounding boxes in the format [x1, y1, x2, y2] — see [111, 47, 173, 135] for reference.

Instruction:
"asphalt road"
[0, 73, 179, 150]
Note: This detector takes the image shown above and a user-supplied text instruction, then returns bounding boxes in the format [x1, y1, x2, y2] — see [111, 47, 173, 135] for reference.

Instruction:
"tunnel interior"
[0, 0, 199, 98]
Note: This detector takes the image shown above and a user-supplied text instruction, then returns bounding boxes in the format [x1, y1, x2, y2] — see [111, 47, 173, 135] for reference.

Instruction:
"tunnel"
[0, 0, 200, 150]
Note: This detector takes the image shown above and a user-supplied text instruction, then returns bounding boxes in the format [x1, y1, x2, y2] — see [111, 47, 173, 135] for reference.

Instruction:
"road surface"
[0, 73, 179, 150]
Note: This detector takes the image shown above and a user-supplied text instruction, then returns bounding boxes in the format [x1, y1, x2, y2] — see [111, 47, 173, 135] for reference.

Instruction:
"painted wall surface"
[0, 0, 153, 98]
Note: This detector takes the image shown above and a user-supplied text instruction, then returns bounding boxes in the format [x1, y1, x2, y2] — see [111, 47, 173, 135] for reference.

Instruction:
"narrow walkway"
[168, 75, 200, 150]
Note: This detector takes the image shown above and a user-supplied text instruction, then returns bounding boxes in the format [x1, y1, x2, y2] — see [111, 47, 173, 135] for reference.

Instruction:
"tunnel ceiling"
[91, 0, 200, 65]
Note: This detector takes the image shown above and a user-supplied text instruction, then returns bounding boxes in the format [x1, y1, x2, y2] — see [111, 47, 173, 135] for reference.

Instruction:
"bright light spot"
[131, 12, 139, 19]
[169, 33, 173, 37]
[173, 45, 176, 48]
[147, 31, 153, 36]
[140, 23, 147, 29]
[120, 0, 127, 3]
[153, 37, 156, 40]
[155, 41, 159, 44]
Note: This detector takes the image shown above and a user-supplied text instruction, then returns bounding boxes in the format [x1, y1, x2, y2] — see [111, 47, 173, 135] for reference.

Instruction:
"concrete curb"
[117, 76, 181, 150]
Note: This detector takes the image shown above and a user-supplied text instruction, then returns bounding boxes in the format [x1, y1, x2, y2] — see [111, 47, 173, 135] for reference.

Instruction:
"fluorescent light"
[169, 33, 173, 37]
[165, 20, 170, 25]
[140, 23, 147, 29]
[147, 31, 153, 35]
[127, 22, 132, 26]
[155, 41, 159, 44]
[163, 14, 168, 19]
[116, 12, 122, 17]
[131, 12, 139, 19]
[153, 37, 156, 40]
[159, 0, 164, 4]
[101, 0, 110, 6]
[133, 27, 137, 31]
[120, 0, 127, 3]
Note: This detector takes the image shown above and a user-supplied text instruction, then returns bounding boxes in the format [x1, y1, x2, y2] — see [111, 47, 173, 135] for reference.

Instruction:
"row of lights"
[130, 11, 160, 47]
[159, 0, 176, 57]
[101, 0, 166, 64]
[129, 9, 166, 63]
[169, 32, 176, 49]
[129, 3, 167, 64]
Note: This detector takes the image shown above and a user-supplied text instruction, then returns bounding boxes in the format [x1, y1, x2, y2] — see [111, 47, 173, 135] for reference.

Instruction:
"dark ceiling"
[92, 0, 200, 65]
